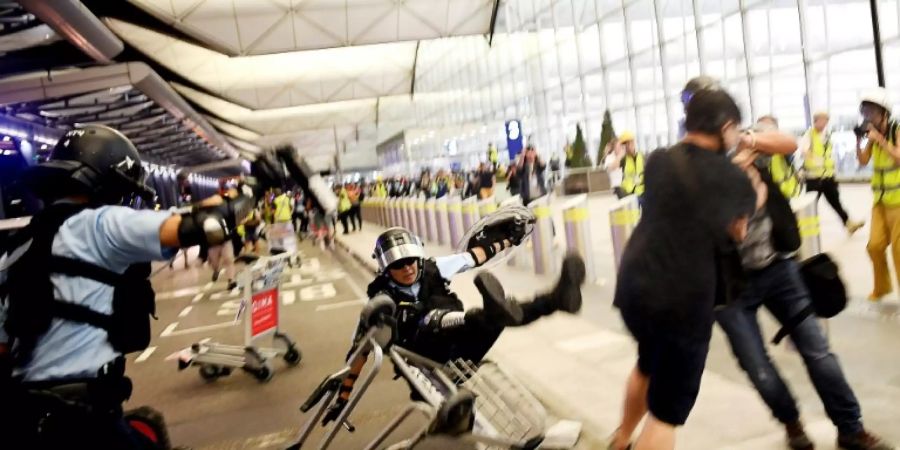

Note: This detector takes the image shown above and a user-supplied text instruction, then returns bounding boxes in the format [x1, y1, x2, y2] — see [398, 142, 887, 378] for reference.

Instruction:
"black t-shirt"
[614, 143, 756, 341]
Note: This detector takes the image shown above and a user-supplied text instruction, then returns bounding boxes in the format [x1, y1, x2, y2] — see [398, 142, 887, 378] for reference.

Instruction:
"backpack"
[2, 204, 157, 366]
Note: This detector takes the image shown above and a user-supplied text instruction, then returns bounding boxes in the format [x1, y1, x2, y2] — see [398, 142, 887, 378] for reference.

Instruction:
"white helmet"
[860, 87, 892, 114]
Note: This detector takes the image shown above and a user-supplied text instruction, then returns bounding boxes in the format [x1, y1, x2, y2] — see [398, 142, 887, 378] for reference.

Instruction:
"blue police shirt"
[0, 205, 176, 382]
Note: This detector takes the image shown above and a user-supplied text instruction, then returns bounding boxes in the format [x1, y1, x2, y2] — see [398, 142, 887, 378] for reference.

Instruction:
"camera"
[854, 121, 871, 138]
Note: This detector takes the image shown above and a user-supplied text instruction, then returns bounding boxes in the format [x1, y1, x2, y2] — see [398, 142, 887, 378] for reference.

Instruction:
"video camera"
[853, 121, 871, 139]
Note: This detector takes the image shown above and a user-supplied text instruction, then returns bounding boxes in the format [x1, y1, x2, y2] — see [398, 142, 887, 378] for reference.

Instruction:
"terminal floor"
[126, 183, 899, 449]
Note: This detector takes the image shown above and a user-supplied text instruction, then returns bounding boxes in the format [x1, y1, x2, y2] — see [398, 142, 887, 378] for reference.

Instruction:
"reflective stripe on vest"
[804, 128, 834, 179]
[872, 123, 900, 206]
[621, 153, 645, 196]
[770, 154, 801, 198]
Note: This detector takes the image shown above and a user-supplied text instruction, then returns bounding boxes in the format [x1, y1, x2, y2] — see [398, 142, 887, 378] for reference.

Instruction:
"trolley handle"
[300, 373, 343, 412]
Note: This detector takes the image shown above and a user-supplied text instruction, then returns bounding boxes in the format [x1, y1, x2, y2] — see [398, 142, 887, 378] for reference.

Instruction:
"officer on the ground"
[0, 125, 249, 448]
[323, 226, 586, 423]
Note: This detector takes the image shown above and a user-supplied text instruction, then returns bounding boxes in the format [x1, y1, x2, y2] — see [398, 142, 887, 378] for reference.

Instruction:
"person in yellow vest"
[337, 185, 353, 234]
[857, 88, 900, 303]
[801, 111, 865, 234]
[754, 116, 801, 199]
[618, 131, 645, 200]
[488, 143, 499, 171]
[373, 178, 388, 198]
[273, 188, 293, 224]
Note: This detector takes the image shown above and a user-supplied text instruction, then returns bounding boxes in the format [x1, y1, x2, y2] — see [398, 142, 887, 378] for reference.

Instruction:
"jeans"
[715, 258, 863, 435]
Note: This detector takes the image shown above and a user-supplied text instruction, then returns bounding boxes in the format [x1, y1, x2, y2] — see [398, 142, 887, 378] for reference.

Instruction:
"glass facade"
[401, 0, 900, 178]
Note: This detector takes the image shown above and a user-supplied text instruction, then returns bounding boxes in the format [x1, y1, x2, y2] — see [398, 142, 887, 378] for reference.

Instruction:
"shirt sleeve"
[89, 206, 177, 268]
[434, 253, 477, 279]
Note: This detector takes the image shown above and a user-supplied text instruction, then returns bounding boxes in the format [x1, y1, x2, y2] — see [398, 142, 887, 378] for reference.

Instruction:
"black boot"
[474, 272, 523, 326]
[520, 251, 586, 325]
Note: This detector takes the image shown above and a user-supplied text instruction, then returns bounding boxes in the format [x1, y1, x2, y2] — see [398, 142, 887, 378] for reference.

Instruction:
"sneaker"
[868, 292, 889, 303]
[474, 272, 523, 326]
[552, 252, 587, 314]
[838, 430, 894, 450]
[785, 421, 814, 450]
[226, 280, 238, 291]
[846, 220, 865, 235]
[211, 269, 220, 283]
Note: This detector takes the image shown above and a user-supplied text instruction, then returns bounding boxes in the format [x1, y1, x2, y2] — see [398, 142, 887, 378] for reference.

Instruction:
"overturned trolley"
[286, 296, 548, 450]
[176, 252, 302, 382]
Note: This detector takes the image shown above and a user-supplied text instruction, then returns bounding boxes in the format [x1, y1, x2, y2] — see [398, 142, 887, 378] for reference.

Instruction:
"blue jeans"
[715, 258, 863, 435]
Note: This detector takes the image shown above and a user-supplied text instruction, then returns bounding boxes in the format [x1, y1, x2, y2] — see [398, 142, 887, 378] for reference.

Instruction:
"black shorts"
[621, 309, 710, 426]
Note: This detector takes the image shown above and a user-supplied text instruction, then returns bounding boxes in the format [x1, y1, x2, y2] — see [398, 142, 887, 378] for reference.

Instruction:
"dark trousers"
[715, 258, 863, 435]
[413, 294, 557, 364]
[350, 205, 362, 230]
[806, 177, 849, 224]
[338, 211, 351, 234]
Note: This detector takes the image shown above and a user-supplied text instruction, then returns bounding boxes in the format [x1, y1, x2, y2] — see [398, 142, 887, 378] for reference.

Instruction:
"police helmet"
[26, 125, 153, 204]
[372, 227, 426, 282]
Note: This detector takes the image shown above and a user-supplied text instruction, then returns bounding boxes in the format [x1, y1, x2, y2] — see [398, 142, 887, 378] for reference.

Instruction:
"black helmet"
[26, 125, 153, 204]
[372, 227, 426, 283]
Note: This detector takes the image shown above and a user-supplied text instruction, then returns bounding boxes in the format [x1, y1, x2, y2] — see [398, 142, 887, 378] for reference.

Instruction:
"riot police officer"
[0, 125, 249, 448]
[323, 225, 587, 423]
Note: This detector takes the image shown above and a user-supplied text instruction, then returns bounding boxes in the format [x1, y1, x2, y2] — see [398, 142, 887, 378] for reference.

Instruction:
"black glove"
[322, 397, 348, 426]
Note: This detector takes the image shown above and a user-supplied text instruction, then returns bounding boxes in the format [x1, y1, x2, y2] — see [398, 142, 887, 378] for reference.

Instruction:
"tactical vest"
[366, 259, 463, 356]
[1, 204, 156, 367]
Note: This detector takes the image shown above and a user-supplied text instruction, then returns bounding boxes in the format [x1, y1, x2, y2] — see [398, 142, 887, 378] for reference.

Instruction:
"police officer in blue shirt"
[0, 125, 250, 448]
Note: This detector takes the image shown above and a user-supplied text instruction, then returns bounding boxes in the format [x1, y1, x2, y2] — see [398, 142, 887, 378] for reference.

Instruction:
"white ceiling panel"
[127, 0, 494, 55]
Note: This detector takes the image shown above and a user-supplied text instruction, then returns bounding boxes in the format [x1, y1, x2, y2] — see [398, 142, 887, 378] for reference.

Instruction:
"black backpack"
[2, 203, 157, 366]
[771, 253, 847, 344]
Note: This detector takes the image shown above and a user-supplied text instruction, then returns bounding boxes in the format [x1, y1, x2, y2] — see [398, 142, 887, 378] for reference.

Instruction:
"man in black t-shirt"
[609, 89, 758, 450]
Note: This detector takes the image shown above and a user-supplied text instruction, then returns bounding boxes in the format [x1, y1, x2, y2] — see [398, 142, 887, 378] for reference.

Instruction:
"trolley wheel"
[254, 365, 274, 383]
[283, 347, 302, 366]
[199, 364, 223, 382]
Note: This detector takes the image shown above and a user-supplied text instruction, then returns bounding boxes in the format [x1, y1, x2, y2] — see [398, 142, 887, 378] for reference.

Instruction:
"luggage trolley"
[176, 252, 302, 382]
[286, 296, 548, 450]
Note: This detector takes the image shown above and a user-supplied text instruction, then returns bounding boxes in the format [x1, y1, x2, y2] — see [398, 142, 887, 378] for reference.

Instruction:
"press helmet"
[860, 87, 893, 114]
[372, 227, 426, 284]
[26, 124, 153, 204]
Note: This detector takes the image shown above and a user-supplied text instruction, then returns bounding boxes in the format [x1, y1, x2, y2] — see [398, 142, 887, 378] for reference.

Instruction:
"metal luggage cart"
[286, 296, 547, 450]
[176, 252, 302, 382]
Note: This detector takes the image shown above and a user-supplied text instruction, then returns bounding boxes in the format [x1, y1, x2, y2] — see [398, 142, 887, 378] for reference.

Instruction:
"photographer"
[856, 88, 900, 303]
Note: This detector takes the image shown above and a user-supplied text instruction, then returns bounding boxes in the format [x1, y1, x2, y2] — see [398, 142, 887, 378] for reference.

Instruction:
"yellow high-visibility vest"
[274, 194, 292, 222]
[804, 128, 835, 179]
[872, 123, 900, 206]
[770, 154, 801, 198]
[621, 153, 645, 196]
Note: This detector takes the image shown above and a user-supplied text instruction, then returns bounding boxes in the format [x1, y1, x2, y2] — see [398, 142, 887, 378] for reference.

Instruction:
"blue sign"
[505, 120, 523, 160]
